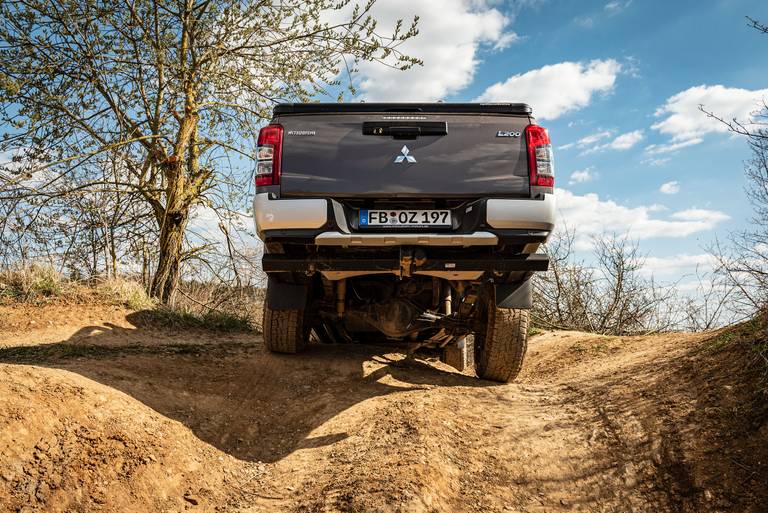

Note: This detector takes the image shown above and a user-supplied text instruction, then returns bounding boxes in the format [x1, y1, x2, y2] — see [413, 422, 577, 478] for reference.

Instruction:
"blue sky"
[346, 0, 768, 281]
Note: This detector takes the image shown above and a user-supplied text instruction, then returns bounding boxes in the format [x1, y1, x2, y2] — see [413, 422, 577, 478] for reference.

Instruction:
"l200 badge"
[496, 131, 521, 137]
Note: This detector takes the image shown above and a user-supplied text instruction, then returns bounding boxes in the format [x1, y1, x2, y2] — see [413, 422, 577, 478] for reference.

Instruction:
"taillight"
[524, 124, 554, 188]
[255, 124, 283, 187]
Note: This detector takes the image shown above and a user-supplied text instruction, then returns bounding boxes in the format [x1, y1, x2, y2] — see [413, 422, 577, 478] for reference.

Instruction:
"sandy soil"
[0, 303, 765, 512]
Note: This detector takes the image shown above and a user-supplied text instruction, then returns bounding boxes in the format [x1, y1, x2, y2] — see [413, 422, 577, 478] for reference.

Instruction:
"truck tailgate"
[277, 113, 531, 198]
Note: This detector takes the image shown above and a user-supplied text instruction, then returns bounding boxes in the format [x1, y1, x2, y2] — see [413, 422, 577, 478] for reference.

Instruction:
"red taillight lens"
[255, 124, 283, 187]
[524, 124, 555, 188]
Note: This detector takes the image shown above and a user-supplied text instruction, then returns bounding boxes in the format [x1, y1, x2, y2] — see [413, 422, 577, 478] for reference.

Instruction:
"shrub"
[140, 305, 253, 332]
[0, 263, 64, 300]
[95, 277, 154, 310]
[533, 229, 678, 335]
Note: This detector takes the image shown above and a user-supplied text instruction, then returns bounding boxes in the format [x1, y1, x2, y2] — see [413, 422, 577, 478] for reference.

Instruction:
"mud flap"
[266, 275, 309, 310]
[495, 279, 532, 309]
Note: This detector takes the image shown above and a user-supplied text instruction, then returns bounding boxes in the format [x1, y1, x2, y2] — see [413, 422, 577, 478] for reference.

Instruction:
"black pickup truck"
[254, 103, 555, 382]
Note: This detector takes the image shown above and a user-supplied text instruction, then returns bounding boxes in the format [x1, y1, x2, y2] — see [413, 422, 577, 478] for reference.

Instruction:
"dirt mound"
[0, 365, 264, 512]
[0, 303, 765, 512]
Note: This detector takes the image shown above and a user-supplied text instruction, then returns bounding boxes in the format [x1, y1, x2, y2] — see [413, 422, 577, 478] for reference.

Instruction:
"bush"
[533, 229, 676, 335]
[139, 305, 254, 332]
[0, 266, 262, 333]
[170, 281, 264, 333]
[96, 277, 154, 310]
[0, 263, 64, 300]
[709, 309, 768, 392]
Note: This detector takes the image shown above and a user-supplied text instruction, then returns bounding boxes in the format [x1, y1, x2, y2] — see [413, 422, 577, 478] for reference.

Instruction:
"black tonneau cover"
[274, 102, 532, 115]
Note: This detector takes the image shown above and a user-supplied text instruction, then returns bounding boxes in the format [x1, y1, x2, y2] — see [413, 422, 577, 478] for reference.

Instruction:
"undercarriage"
[318, 274, 484, 346]
[262, 263, 534, 382]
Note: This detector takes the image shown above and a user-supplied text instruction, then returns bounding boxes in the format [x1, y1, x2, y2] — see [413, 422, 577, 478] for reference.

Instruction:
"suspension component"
[336, 279, 346, 318]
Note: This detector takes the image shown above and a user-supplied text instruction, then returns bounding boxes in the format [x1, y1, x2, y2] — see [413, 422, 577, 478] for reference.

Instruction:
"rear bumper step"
[262, 254, 549, 273]
[314, 231, 498, 247]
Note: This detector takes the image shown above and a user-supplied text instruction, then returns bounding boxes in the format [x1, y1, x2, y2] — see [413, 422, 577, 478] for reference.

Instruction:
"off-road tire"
[263, 305, 310, 354]
[475, 306, 529, 383]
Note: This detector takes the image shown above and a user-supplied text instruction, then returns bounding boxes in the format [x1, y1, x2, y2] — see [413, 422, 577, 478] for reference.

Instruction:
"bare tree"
[0, 149, 154, 282]
[0, 0, 420, 302]
[702, 17, 768, 314]
[533, 228, 678, 335]
[709, 126, 768, 312]
[679, 266, 739, 331]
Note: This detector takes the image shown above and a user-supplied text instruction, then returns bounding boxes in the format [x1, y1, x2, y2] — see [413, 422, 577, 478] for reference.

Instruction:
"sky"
[342, 0, 768, 283]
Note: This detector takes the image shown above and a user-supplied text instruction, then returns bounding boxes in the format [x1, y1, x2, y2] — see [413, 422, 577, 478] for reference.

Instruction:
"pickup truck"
[253, 103, 555, 382]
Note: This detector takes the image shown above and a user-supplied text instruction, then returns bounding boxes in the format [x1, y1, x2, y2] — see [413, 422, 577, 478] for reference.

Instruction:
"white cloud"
[354, 0, 515, 101]
[642, 157, 670, 167]
[556, 188, 729, 249]
[476, 59, 622, 120]
[575, 2, 631, 28]
[582, 129, 643, 153]
[604, 1, 632, 14]
[670, 208, 730, 223]
[569, 167, 597, 185]
[493, 31, 522, 50]
[559, 130, 613, 150]
[649, 84, 768, 153]
[608, 130, 644, 149]
[659, 181, 680, 195]
[574, 16, 594, 28]
[640, 253, 717, 278]
[644, 138, 703, 155]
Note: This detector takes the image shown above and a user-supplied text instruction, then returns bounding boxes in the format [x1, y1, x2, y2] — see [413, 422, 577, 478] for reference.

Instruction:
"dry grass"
[708, 309, 768, 394]
[95, 277, 155, 310]
[171, 281, 265, 333]
[0, 265, 261, 333]
[0, 264, 66, 301]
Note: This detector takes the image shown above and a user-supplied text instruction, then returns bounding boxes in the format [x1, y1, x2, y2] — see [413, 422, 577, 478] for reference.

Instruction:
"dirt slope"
[0, 303, 765, 513]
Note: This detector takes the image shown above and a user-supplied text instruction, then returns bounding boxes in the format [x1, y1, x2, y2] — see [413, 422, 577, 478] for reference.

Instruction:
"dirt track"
[0, 304, 765, 512]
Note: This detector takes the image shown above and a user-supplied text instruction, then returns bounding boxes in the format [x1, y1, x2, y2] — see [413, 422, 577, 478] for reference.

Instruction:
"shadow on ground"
[0, 311, 487, 463]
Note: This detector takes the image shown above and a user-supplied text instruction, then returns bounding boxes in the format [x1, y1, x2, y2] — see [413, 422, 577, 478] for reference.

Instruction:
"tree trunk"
[109, 225, 118, 278]
[150, 208, 188, 303]
[141, 241, 150, 291]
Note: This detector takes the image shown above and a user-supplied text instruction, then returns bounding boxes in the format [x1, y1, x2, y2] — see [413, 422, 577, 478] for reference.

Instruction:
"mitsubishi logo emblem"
[394, 145, 417, 163]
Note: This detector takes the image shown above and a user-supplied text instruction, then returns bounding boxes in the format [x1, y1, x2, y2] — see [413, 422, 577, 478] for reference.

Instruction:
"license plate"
[360, 209, 451, 227]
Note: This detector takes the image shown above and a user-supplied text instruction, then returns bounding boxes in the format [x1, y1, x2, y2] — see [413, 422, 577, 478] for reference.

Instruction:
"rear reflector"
[256, 124, 283, 187]
[524, 124, 554, 188]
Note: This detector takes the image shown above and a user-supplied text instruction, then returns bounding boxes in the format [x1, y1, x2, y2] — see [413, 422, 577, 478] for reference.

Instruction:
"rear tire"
[474, 301, 529, 383]
[263, 305, 310, 354]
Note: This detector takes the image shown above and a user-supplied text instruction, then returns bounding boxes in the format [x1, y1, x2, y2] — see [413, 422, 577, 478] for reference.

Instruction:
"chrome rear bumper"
[254, 193, 555, 242]
[253, 193, 326, 238]
[486, 194, 555, 230]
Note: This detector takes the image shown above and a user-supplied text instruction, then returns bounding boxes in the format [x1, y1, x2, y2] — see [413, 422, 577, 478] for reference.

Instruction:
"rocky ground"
[0, 302, 766, 512]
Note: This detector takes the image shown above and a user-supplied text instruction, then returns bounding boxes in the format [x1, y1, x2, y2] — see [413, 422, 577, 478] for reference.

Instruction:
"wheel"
[263, 305, 310, 354]
[474, 295, 529, 383]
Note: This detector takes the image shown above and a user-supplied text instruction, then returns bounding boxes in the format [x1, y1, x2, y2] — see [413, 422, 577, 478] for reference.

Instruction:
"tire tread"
[475, 307, 529, 383]
[263, 305, 308, 353]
